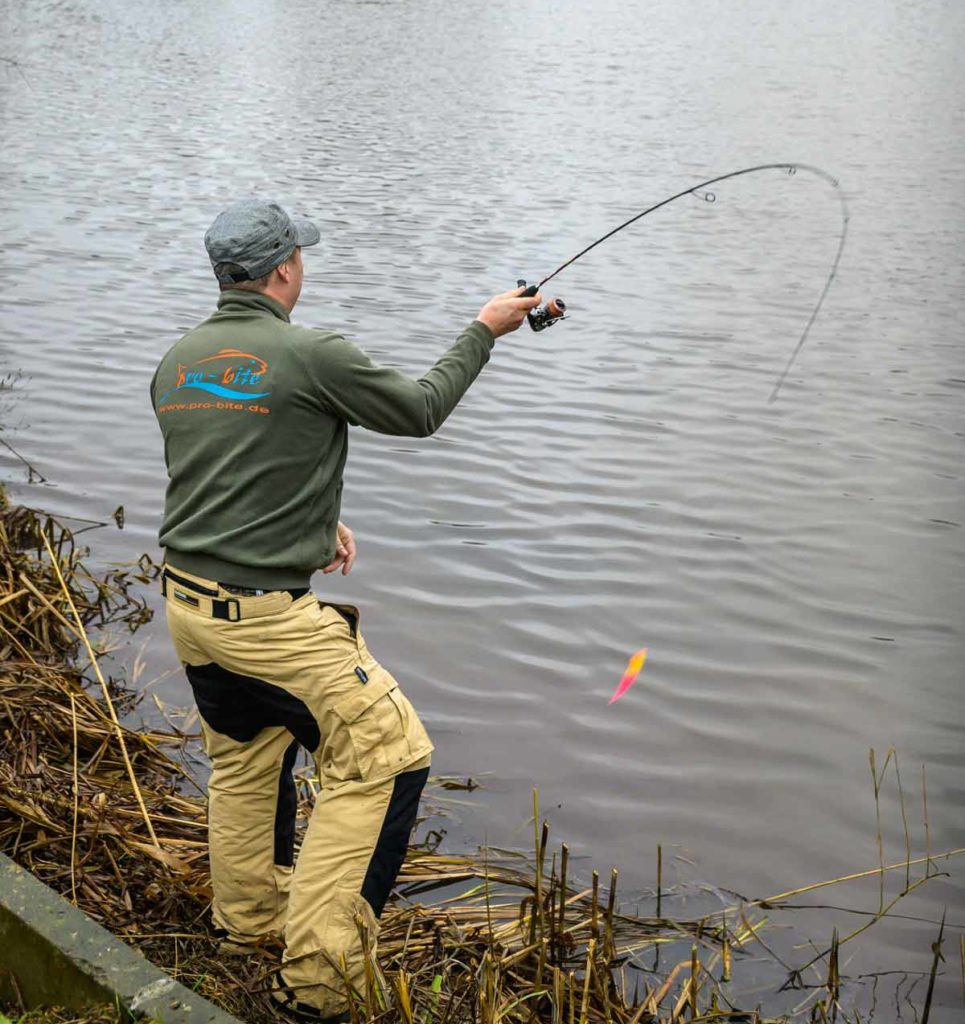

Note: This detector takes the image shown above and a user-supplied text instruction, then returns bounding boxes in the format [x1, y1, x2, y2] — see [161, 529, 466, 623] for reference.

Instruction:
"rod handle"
[516, 278, 539, 298]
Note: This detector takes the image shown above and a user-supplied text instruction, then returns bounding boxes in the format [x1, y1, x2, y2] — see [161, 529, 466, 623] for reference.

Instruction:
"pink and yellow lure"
[609, 648, 648, 704]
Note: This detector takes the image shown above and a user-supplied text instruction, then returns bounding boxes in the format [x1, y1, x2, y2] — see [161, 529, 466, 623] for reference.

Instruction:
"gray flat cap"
[204, 198, 320, 283]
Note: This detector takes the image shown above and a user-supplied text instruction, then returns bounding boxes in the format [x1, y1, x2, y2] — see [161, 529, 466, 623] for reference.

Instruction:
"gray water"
[1, 0, 963, 1016]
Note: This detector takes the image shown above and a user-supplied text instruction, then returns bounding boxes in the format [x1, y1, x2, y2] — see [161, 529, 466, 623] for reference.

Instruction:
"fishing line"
[521, 162, 849, 403]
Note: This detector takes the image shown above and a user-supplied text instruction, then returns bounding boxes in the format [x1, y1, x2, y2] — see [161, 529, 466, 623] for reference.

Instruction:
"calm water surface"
[1, 0, 963, 1016]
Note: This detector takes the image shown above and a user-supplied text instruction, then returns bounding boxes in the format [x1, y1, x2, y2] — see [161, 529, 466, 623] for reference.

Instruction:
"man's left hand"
[322, 520, 357, 576]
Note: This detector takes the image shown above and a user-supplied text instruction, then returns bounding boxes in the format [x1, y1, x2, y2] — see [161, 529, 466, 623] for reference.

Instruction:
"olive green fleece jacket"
[151, 290, 496, 589]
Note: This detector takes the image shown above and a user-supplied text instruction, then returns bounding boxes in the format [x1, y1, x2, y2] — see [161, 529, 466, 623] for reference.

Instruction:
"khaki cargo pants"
[162, 565, 433, 1014]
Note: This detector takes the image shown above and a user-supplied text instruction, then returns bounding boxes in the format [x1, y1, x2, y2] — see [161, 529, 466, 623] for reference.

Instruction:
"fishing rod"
[517, 162, 849, 402]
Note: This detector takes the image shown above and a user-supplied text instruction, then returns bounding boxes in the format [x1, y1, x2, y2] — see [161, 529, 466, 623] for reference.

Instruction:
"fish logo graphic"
[157, 349, 271, 403]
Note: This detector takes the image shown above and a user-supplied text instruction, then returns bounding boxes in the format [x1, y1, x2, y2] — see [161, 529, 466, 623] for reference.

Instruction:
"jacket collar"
[215, 289, 291, 323]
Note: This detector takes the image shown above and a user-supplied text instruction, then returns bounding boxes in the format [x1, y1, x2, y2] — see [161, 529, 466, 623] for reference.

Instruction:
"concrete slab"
[0, 852, 244, 1023]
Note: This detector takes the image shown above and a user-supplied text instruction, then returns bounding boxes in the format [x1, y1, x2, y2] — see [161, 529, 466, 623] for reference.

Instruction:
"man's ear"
[275, 258, 293, 284]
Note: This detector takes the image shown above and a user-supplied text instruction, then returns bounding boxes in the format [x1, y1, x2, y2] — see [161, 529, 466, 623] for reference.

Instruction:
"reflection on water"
[1, 0, 963, 1015]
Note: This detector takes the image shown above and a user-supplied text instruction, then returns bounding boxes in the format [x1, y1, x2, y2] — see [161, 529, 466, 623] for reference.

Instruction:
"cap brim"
[292, 214, 320, 248]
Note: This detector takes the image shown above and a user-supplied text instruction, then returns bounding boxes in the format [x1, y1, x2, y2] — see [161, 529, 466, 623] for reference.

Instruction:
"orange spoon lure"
[609, 648, 648, 704]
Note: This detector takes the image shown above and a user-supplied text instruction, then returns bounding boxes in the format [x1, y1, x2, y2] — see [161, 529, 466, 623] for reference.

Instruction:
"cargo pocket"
[330, 670, 425, 782]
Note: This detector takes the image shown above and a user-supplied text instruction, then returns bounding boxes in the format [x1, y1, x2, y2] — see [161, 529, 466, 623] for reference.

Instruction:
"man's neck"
[217, 289, 292, 322]
[261, 284, 296, 314]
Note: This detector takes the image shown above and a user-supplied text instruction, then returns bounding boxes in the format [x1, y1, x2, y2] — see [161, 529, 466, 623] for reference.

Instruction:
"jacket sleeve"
[300, 321, 496, 437]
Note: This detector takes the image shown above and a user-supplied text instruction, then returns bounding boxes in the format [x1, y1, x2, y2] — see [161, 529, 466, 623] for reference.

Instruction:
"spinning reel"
[517, 279, 567, 332]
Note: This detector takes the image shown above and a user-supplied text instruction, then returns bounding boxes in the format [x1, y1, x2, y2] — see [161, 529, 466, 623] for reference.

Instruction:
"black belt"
[161, 567, 308, 622]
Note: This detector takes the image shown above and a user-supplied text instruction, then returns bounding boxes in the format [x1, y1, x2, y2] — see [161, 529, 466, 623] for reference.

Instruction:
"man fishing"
[150, 198, 540, 1020]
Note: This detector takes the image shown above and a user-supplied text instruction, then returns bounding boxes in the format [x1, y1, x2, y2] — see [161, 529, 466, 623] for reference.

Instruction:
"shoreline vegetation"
[0, 480, 958, 1023]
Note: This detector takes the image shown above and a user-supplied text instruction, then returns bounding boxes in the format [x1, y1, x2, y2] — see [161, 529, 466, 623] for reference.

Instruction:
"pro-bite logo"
[157, 349, 271, 405]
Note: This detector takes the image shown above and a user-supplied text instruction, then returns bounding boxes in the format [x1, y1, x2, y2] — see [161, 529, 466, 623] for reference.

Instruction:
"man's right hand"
[476, 286, 543, 338]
